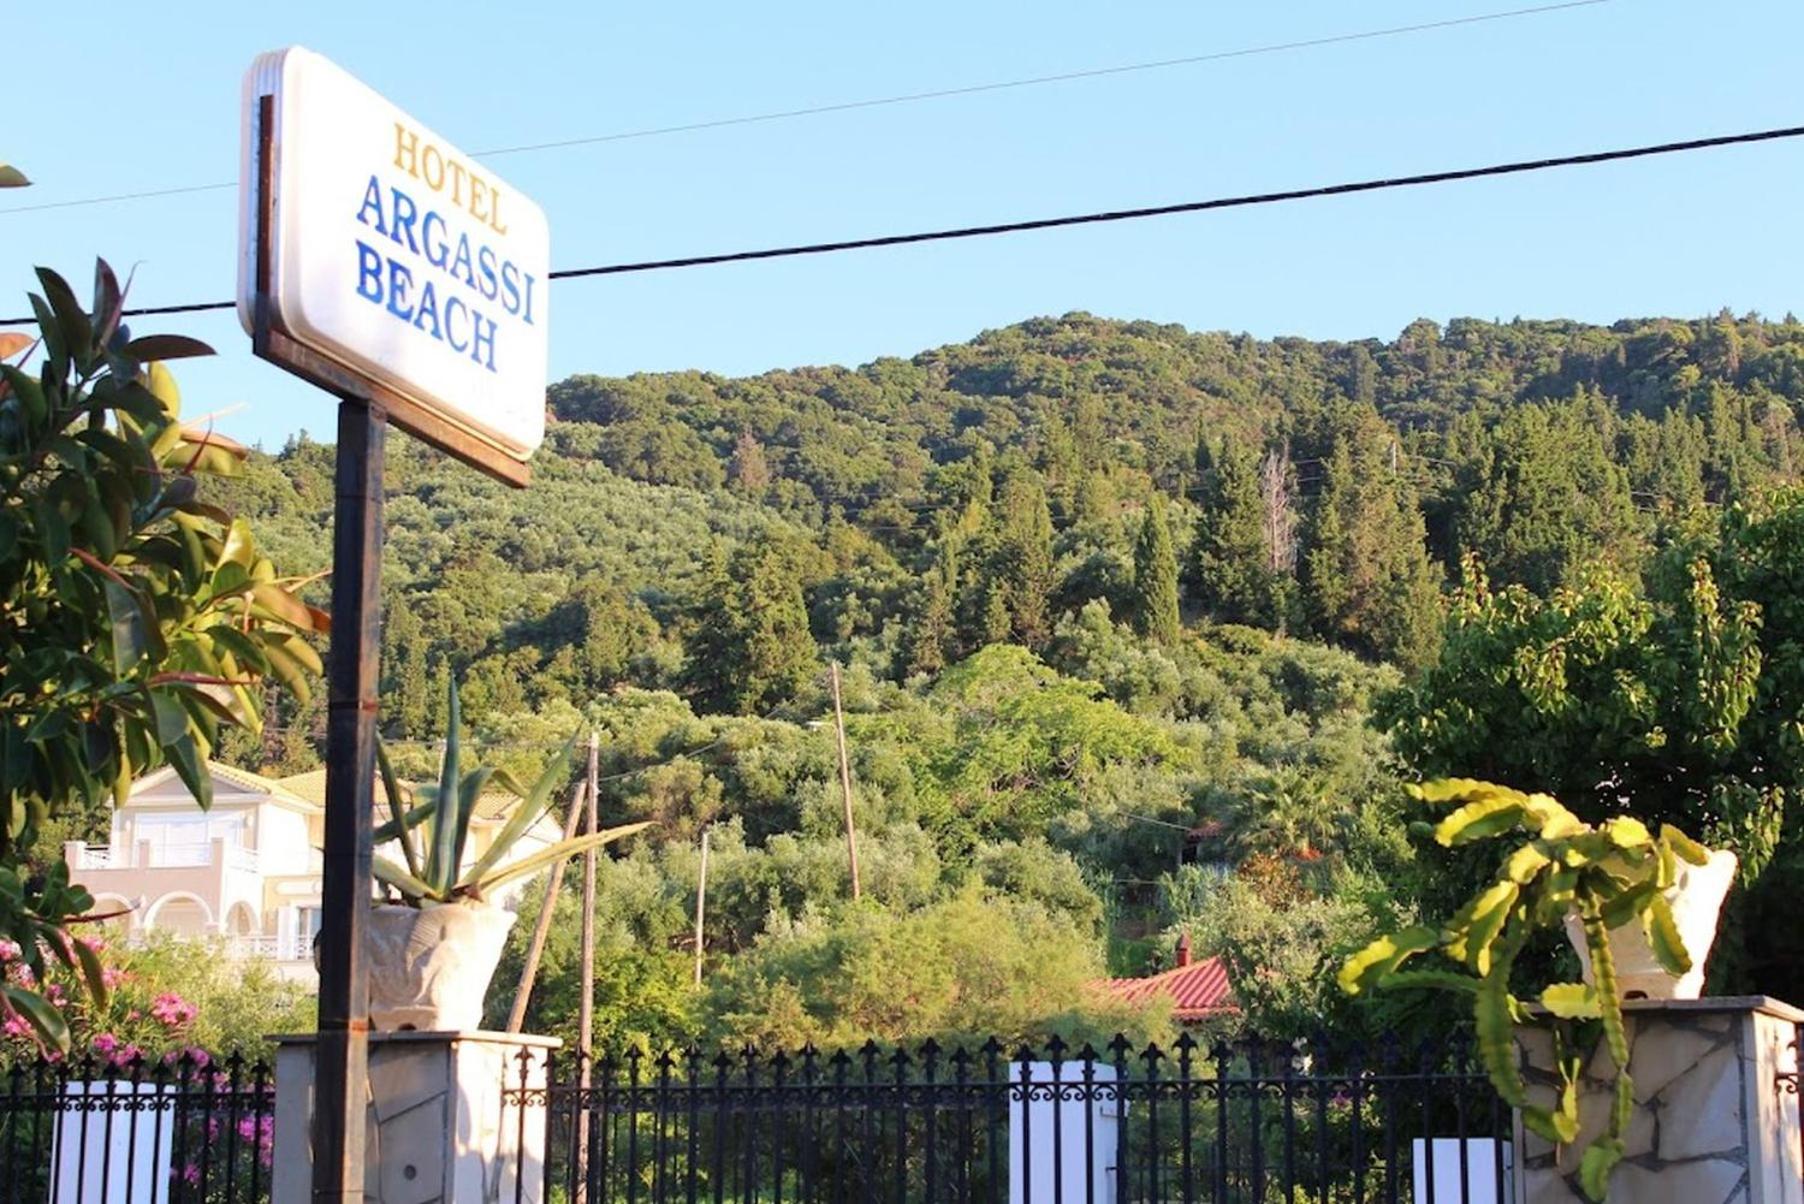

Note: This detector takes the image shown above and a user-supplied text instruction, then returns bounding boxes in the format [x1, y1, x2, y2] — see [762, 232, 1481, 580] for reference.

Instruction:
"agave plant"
[1338, 779, 1718, 1202]
[371, 683, 648, 905]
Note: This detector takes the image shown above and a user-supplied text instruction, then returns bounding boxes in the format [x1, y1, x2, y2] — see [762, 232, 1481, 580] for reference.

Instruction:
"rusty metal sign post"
[245, 86, 534, 1204]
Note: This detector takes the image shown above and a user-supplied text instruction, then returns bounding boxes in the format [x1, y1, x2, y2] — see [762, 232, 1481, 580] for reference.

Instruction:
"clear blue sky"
[5, 0, 1800, 450]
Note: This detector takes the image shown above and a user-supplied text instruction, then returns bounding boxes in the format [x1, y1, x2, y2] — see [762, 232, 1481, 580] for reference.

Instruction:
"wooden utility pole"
[829, 663, 862, 901]
[578, 731, 600, 1053]
[504, 782, 588, 1033]
[575, 730, 599, 1204]
[693, 827, 710, 987]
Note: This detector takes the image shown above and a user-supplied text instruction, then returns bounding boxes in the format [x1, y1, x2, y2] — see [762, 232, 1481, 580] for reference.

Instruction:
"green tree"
[0, 264, 319, 1045]
[681, 542, 739, 714]
[988, 474, 1056, 649]
[907, 545, 958, 676]
[385, 601, 432, 740]
[1190, 433, 1283, 627]
[1453, 393, 1644, 592]
[572, 580, 656, 691]
[706, 887, 1167, 1050]
[731, 538, 819, 714]
[684, 538, 818, 715]
[1131, 495, 1181, 644]
[1380, 504, 1804, 997]
[1302, 408, 1442, 667]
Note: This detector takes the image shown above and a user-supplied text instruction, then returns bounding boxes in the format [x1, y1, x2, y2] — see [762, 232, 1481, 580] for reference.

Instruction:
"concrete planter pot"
[366, 900, 517, 1031]
[1564, 848, 1738, 1000]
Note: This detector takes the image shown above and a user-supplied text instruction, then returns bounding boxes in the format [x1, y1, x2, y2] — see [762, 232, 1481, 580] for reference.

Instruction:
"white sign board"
[1009, 1061, 1121, 1204]
[1411, 1138, 1513, 1204]
[54, 1083, 176, 1204]
[238, 47, 550, 461]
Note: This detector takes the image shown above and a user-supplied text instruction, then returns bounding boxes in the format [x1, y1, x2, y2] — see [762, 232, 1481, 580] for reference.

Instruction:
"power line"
[474, 0, 1610, 159]
[0, 1, 1608, 219]
[4, 121, 1802, 329]
[548, 124, 1804, 279]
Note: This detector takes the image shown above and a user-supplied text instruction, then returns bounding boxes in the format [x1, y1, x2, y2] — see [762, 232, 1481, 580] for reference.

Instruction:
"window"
[136, 813, 247, 866]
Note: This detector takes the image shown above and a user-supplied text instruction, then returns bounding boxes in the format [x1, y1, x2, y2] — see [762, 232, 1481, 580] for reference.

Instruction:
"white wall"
[256, 804, 316, 875]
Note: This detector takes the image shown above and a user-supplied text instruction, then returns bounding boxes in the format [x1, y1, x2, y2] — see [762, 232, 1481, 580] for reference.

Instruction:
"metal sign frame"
[246, 90, 531, 1204]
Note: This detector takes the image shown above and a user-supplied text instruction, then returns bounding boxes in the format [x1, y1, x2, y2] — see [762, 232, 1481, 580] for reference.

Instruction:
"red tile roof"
[1096, 956, 1236, 1023]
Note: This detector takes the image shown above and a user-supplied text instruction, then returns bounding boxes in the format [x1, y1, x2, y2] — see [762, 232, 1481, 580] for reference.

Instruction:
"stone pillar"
[1514, 996, 1803, 1204]
[271, 1031, 559, 1204]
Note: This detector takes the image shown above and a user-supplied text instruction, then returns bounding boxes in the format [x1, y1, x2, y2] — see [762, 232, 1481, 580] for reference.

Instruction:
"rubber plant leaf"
[3, 986, 69, 1052]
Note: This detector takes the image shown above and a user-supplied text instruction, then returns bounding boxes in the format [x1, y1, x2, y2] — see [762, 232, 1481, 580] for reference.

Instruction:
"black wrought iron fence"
[511, 1035, 1517, 1204]
[0, 1053, 274, 1204]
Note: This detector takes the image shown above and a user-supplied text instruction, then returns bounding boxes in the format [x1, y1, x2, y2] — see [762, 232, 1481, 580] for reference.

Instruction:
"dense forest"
[185, 309, 1804, 1050]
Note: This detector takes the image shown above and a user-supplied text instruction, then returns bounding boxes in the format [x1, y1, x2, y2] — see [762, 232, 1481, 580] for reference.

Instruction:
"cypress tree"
[1303, 407, 1442, 667]
[907, 546, 958, 676]
[1190, 432, 1283, 627]
[980, 583, 1014, 647]
[682, 542, 741, 714]
[991, 475, 1056, 649]
[1132, 495, 1182, 644]
[385, 602, 432, 740]
[729, 538, 819, 715]
[1454, 393, 1642, 592]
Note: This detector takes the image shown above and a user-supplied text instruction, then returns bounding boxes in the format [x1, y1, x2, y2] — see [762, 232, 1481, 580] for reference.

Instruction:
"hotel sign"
[237, 47, 550, 462]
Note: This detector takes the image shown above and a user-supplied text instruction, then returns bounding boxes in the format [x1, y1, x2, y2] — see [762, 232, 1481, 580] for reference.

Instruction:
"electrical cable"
[0, 0, 1609, 218]
[2, 121, 1800, 328]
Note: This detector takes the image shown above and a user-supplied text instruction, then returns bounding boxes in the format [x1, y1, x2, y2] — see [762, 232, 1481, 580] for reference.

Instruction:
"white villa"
[64, 762, 563, 982]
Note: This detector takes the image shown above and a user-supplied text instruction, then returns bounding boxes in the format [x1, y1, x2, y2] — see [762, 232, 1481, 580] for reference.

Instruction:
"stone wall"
[1514, 997, 1803, 1204]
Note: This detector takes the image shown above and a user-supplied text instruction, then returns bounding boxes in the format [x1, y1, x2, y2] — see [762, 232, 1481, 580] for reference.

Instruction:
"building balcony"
[66, 839, 261, 873]
[226, 934, 313, 963]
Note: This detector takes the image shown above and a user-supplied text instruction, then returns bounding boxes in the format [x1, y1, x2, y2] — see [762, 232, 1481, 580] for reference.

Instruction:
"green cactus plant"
[1338, 779, 1721, 1202]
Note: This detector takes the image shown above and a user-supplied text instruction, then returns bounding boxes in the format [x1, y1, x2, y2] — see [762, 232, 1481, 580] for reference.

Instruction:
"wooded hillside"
[193, 309, 1804, 1048]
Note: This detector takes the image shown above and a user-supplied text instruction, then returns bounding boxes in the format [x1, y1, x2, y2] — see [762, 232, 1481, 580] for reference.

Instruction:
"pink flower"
[110, 1043, 142, 1069]
[162, 1047, 210, 1070]
[150, 993, 197, 1029]
[78, 936, 104, 954]
[91, 1033, 118, 1055]
[2, 1014, 32, 1039]
[0, 940, 20, 963]
[44, 983, 65, 1006]
[14, 964, 34, 987]
[101, 968, 126, 990]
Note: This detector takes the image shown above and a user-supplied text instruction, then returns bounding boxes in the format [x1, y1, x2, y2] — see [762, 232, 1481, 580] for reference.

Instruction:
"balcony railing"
[68, 844, 117, 870]
[225, 935, 312, 963]
[68, 840, 262, 872]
